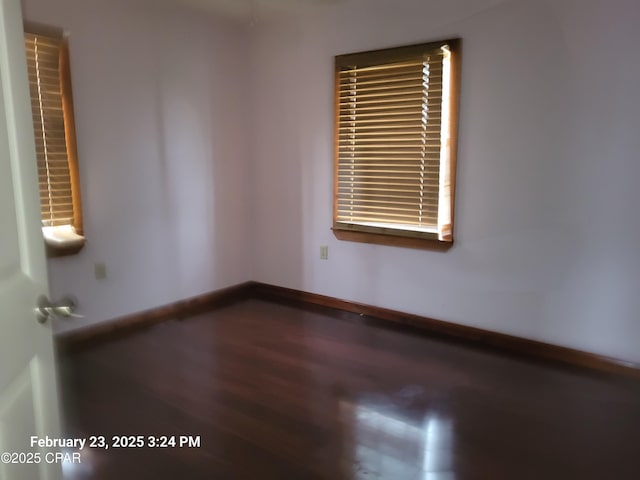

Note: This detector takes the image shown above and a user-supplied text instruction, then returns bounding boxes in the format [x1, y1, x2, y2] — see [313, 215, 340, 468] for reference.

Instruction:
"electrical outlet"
[94, 262, 107, 280]
[320, 246, 328, 260]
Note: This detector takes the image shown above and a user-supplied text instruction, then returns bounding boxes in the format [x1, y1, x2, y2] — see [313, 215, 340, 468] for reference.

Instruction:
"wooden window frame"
[332, 39, 461, 251]
[24, 24, 84, 257]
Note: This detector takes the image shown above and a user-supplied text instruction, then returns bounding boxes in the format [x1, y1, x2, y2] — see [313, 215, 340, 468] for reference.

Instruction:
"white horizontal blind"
[335, 44, 447, 236]
[24, 32, 74, 227]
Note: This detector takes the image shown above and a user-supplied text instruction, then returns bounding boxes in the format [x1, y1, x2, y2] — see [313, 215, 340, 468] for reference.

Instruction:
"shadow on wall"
[154, 12, 251, 300]
[250, 19, 305, 288]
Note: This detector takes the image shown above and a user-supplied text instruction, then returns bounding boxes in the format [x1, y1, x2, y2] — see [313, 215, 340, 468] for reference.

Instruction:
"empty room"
[1, 0, 640, 479]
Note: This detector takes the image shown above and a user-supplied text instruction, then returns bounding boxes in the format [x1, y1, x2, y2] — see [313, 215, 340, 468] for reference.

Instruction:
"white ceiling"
[178, 0, 346, 20]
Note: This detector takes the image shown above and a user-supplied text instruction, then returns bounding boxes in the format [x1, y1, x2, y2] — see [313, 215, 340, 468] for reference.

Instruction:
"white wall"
[23, 0, 251, 333]
[249, 0, 640, 364]
[23, 0, 640, 364]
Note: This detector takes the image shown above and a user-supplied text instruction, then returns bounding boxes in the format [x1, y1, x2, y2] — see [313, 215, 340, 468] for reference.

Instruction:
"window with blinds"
[24, 28, 84, 255]
[333, 39, 460, 247]
[25, 31, 81, 230]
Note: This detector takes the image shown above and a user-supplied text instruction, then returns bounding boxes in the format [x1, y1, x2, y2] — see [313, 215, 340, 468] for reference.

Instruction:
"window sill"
[43, 225, 85, 258]
[332, 227, 453, 251]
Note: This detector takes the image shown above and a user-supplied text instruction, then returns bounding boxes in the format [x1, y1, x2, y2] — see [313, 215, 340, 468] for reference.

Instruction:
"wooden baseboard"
[251, 282, 640, 379]
[56, 280, 640, 379]
[56, 282, 254, 352]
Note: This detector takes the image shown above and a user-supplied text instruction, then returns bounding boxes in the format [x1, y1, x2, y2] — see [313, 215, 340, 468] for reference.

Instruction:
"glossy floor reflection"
[343, 400, 455, 479]
[58, 299, 640, 479]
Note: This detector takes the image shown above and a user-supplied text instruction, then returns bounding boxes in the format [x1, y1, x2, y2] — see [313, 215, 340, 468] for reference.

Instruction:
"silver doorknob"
[35, 295, 79, 323]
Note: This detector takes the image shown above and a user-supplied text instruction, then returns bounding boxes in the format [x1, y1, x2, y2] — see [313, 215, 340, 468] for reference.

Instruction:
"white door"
[0, 0, 63, 479]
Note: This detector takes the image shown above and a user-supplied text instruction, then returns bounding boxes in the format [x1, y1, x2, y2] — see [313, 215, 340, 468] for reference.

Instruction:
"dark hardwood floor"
[58, 299, 640, 479]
